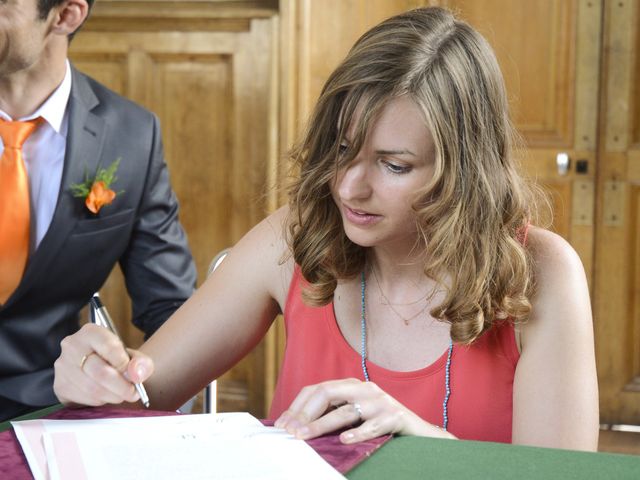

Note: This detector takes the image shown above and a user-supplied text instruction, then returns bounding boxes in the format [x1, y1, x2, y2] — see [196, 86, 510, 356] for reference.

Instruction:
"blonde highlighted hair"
[287, 7, 543, 344]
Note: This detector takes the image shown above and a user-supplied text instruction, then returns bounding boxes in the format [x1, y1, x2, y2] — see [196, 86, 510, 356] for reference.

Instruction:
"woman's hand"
[53, 323, 154, 407]
[274, 378, 455, 443]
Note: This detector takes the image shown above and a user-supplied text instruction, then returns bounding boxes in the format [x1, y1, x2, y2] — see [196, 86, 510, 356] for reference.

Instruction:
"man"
[0, 0, 196, 421]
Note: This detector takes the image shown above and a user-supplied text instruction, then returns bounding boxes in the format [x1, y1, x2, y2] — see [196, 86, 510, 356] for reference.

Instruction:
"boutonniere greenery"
[70, 158, 122, 214]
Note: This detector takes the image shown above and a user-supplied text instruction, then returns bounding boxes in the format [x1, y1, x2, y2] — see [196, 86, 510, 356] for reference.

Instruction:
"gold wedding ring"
[79, 352, 94, 370]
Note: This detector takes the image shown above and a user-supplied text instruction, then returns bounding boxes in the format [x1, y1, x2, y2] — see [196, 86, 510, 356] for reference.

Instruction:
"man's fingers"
[54, 353, 136, 406]
[55, 324, 152, 406]
[81, 351, 139, 403]
[82, 324, 130, 372]
[125, 349, 154, 383]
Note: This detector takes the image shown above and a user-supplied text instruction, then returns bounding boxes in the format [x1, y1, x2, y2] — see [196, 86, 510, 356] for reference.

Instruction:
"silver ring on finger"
[352, 402, 363, 422]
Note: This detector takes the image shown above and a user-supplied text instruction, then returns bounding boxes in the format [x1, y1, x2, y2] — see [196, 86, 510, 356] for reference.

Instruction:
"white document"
[12, 418, 50, 480]
[13, 413, 345, 480]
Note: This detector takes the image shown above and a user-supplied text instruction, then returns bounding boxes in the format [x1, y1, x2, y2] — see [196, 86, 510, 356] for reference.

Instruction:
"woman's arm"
[512, 227, 599, 450]
[54, 207, 292, 410]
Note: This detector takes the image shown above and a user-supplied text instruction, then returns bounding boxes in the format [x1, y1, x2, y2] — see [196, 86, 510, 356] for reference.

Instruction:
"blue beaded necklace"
[360, 270, 453, 431]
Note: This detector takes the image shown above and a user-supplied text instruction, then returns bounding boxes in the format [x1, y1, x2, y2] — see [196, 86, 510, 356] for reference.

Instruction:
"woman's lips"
[343, 205, 382, 226]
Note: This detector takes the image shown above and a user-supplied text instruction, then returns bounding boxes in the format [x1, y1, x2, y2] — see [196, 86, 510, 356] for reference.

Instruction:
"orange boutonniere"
[85, 181, 117, 214]
[70, 158, 122, 214]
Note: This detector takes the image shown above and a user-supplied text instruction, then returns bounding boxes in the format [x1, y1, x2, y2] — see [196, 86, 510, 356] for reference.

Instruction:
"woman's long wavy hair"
[286, 7, 543, 345]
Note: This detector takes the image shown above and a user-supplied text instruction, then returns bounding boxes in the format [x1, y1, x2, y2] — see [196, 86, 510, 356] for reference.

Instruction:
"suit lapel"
[6, 68, 108, 306]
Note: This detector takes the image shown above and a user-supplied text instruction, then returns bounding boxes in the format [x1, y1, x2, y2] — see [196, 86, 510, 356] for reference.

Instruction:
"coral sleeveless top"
[269, 267, 520, 443]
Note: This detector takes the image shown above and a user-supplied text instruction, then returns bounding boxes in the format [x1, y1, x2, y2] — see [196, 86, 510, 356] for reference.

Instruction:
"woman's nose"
[337, 159, 371, 201]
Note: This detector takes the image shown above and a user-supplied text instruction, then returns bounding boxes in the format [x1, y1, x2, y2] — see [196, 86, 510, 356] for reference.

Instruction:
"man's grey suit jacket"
[0, 67, 196, 410]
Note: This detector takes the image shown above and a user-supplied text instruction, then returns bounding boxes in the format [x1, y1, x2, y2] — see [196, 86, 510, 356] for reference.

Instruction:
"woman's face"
[331, 95, 436, 253]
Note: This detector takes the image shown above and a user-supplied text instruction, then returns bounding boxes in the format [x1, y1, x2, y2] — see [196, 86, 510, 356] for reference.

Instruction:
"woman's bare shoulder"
[522, 226, 592, 338]
[235, 205, 295, 306]
[237, 205, 290, 255]
[525, 226, 584, 281]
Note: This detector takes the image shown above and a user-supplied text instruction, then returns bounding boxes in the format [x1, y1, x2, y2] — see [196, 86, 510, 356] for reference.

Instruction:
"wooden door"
[69, 0, 280, 417]
[595, 0, 640, 425]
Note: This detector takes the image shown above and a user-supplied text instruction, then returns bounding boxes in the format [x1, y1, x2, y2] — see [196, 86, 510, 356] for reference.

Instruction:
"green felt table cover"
[0, 404, 63, 432]
[346, 435, 640, 480]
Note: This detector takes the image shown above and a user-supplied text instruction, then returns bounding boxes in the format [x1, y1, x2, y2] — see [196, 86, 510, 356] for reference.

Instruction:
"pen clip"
[89, 296, 97, 324]
[89, 293, 120, 337]
[89, 293, 104, 312]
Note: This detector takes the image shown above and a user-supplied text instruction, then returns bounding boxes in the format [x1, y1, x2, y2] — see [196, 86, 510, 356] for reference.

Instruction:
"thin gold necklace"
[360, 270, 453, 430]
[371, 266, 429, 325]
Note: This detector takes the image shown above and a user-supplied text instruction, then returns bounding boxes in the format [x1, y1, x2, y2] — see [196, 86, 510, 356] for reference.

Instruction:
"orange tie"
[0, 118, 41, 304]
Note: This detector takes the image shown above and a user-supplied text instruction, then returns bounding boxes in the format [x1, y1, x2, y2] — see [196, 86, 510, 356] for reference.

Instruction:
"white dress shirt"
[0, 60, 71, 252]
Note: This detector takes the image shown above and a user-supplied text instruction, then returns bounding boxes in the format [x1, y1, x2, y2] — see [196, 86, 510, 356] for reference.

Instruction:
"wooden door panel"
[595, 0, 640, 424]
[70, 3, 279, 417]
[289, 0, 424, 131]
[445, 0, 576, 147]
[143, 52, 236, 271]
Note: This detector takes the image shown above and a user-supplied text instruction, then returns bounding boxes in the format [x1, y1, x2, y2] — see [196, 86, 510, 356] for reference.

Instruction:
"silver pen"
[89, 294, 150, 408]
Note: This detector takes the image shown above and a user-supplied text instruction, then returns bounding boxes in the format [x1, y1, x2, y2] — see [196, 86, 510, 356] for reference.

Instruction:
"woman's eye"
[338, 144, 349, 155]
[383, 161, 411, 174]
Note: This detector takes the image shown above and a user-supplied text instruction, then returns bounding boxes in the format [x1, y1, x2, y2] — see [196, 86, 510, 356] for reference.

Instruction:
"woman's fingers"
[274, 378, 451, 443]
[339, 409, 402, 444]
[294, 402, 364, 440]
[275, 378, 359, 429]
[275, 378, 383, 436]
[274, 383, 324, 430]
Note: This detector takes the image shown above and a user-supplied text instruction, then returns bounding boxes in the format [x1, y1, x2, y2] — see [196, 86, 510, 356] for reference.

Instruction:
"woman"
[54, 7, 598, 450]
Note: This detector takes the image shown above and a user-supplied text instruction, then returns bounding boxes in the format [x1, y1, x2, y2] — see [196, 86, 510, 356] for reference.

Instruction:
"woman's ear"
[49, 0, 89, 37]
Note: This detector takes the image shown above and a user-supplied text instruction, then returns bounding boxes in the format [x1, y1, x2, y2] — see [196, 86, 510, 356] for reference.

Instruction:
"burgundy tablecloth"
[0, 407, 390, 479]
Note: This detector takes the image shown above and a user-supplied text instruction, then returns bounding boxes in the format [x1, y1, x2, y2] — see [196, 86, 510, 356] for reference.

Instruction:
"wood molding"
[85, 1, 277, 32]
[603, 0, 636, 152]
[574, 0, 603, 153]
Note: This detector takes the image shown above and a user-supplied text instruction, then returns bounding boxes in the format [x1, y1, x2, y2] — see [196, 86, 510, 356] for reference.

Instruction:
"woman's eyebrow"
[375, 149, 416, 156]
